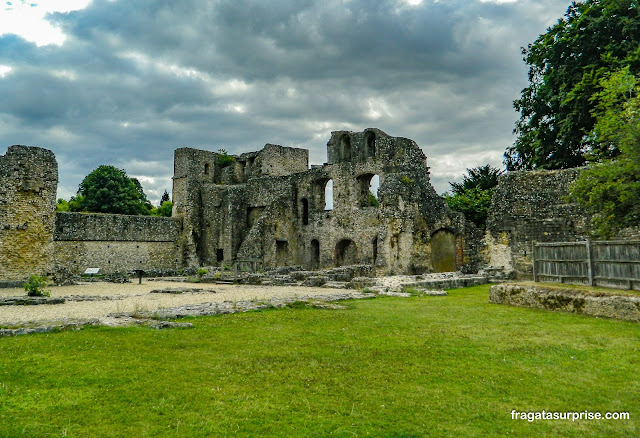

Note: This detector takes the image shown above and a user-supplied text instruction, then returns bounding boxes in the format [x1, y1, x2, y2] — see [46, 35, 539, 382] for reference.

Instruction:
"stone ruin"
[172, 128, 471, 276]
[1, 127, 609, 283]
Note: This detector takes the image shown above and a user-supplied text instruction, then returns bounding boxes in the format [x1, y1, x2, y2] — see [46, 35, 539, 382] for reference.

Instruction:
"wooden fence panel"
[533, 240, 640, 290]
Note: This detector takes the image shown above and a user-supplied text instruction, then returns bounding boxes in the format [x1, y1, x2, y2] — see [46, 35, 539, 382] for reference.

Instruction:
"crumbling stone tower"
[173, 128, 468, 274]
[0, 146, 58, 280]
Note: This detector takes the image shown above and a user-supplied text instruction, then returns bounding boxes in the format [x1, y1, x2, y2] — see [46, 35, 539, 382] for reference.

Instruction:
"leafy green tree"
[445, 165, 503, 228]
[568, 68, 640, 237]
[74, 165, 153, 215]
[56, 195, 85, 212]
[449, 164, 503, 194]
[445, 187, 494, 228]
[154, 201, 173, 217]
[160, 190, 170, 204]
[506, 0, 640, 170]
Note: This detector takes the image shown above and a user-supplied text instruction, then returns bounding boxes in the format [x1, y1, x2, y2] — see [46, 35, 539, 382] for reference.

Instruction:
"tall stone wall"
[54, 212, 182, 274]
[485, 168, 590, 277]
[0, 146, 58, 280]
[174, 128, 469, 274]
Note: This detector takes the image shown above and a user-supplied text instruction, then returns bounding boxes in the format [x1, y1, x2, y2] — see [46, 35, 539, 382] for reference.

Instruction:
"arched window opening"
[324, 179, 334, 211]
[204, 163, 210, 175]
[369, 174, 380, 203]
[340, 135, 352, 162]
[301, 198, 309, 225]
[364, 131, 376, 158]
[357, 174, 379, 207]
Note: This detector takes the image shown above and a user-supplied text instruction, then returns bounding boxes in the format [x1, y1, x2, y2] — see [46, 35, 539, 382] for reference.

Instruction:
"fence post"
[585, 239, 594, 286]
[532, 241, 537, 283]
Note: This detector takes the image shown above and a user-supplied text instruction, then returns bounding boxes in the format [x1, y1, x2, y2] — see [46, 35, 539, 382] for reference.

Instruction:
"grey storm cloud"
[0, 0, 571, 202]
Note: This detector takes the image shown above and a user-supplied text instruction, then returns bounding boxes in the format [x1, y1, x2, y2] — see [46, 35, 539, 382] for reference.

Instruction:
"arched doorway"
[430, 229, 457, 273]
[310, 239, 320, 268]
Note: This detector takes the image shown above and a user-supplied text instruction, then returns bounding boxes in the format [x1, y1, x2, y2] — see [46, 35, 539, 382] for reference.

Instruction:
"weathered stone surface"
[149, 287, 209, 294]
[54, 212, 182, 275]
[0, 296, 65, 306]
[2, 129, 488, 281]
[172, 128, 470, 275]
[0, 146, 58, 280]
[485, 168, 589, 278]
[489, 283, 640, 322]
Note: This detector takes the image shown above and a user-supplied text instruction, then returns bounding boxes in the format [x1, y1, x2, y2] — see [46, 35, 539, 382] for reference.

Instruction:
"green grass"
[1, 285, 639, 437]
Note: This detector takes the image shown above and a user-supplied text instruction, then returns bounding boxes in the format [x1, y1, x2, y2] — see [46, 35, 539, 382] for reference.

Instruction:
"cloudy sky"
[0, 0, 570, 203]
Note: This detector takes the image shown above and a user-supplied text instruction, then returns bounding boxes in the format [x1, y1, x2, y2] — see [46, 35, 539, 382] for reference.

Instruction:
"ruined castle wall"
[0, 146, 58, 280]
[53, 212, 181, 274]
[255, 144, 308, 177]
[232, 129, 468, 274]
[485, 168, 590, 277]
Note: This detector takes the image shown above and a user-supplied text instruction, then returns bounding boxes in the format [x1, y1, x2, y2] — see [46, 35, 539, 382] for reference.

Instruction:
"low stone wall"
[53, 212, 182, 275]
[489, 283, 640, 322]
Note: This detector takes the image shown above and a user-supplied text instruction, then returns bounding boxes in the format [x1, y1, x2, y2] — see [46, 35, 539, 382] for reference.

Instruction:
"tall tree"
[445, 165, 503, 228]
[568, 68, 640, 238]
[449, 164, 503, 194]
[75, 165, 153, 215]
[505, 0, 640, 170]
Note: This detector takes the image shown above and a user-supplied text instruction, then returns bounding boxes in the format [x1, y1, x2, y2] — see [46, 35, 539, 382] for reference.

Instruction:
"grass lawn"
[0, 285, 638, 437]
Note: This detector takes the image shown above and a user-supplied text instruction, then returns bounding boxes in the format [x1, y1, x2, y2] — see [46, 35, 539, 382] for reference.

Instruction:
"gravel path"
[0, 280, 357, 326]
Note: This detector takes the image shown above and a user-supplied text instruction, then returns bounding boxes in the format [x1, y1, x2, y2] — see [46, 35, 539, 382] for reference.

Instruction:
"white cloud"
[0, 0, 90, 46]
[0, 65, 12, 77]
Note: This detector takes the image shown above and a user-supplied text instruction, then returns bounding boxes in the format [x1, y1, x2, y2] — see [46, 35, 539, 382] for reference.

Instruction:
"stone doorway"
[430, 229, 456, 273]
[335, 239, 356, 266]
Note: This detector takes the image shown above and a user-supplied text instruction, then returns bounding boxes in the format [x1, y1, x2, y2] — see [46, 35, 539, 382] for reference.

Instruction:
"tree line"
[447, 0, 640, 237]
[57, 165, 172, 217]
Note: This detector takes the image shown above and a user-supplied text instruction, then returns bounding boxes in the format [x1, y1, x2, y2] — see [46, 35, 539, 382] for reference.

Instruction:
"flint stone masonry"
[53, 212, 182, 275]
[55, 212, 181, 242]
[0, 146, 58, 280]
[10, 129, 611, 282]
[485, 168, 590, 278]
[489, 283, 640, 322]
[173, 128, 469, 275]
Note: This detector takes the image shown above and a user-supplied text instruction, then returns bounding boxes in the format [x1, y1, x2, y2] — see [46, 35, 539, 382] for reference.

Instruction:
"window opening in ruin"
[364, 131, 376, 158]
[357, 174, 379, 207]
[311, 239, 320, 268]
[204, 163, 210, 175]
[276, 240, 289, 267]
[340, 135, 352, 162]
[301, 198, 309, 225]
[369, 174, 380, 204]
[335, 239, 356, 266]
[324, 180, 334, 211]
[217, 248, 224, 263]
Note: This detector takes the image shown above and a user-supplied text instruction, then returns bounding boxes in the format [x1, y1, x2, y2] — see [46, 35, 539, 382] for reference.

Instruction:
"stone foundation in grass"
[489, 283, 640, 322]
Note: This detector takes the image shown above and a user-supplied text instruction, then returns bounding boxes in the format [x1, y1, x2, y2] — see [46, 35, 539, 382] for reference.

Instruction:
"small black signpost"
[133, 269, 145, 284]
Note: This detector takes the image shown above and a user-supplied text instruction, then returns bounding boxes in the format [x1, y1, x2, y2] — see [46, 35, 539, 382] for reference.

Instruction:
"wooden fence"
[532, 240, 640, 290]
